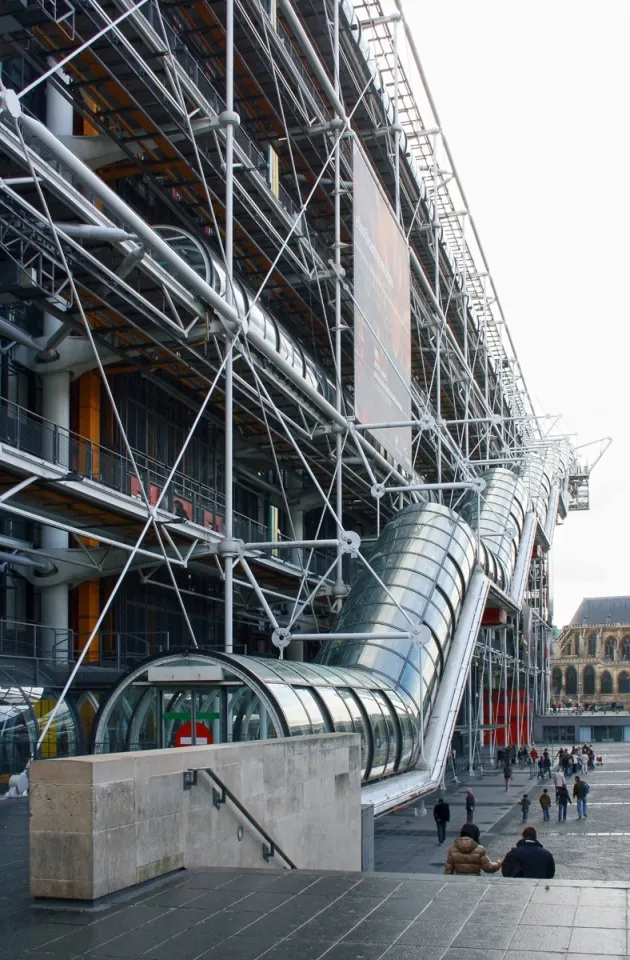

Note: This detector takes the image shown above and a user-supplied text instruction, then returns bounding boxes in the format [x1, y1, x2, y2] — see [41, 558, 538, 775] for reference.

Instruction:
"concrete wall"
[30, 734, 361, 900]
[361, 804, 375, 872]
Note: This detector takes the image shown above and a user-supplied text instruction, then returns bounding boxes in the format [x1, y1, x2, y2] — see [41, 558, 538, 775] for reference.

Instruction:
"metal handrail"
[185, 766, 297, 870]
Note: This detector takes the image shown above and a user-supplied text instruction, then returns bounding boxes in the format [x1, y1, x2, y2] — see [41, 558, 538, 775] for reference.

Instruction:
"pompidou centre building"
[0, 0, 592, 811]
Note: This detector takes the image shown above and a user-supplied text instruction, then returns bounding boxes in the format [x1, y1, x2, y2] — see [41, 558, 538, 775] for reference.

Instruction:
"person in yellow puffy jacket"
[444, 824, 502, 876]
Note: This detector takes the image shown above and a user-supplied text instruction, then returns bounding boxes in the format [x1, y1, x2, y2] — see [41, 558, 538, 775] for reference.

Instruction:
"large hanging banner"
[353, 143, 412, 472]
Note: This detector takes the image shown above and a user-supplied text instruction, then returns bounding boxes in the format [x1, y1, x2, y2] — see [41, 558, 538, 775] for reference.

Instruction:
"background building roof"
[570, 596, 630, 626]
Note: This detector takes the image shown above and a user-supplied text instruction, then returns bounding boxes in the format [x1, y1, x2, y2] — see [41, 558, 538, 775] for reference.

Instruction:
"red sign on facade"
[174, 721, 213, 747]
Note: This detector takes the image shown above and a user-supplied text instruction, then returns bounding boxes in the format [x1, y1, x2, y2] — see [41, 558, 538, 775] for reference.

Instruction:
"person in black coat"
[433, 796, 450, 845]
[501, 827, 555, 879]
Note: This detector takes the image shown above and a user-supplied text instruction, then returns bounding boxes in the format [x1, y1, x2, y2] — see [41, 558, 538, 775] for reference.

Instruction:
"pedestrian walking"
[581, 749, 589, 774]
[502, 826, 556, 879]
[518, 793, 531, 823]
[557, 784, 571, 821]
[433, 796, 450, 845]
[539, 788, 551, 822]
[503, 761, 513, 791]
[444, 824, 502, 876]
[573, 776, 590, 819]
[538, 757, 545, 779]
[530, 746, 538, 764]
[543, 750, 551, 778]
[465, 789, 476, 825]
[553, 768, 566, 801]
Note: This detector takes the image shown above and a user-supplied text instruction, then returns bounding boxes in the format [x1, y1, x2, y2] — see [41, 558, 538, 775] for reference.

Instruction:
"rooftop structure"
[569, 596, 630, 627]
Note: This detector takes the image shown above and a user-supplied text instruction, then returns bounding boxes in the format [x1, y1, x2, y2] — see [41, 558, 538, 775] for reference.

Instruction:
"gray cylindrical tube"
[461, 468, 528, 588]
[0, 550, 52, 572]
[319, 502, 478, 717]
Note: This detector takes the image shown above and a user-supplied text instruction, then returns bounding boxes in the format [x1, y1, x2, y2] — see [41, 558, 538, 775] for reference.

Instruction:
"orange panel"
[77, 581, 100, 663]
[78, 372, 101, 547]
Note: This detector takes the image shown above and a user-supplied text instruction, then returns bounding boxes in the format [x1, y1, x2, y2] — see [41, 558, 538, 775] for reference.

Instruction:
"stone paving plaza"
[2, 743, 630, 960]
[375, 743, 630, 879]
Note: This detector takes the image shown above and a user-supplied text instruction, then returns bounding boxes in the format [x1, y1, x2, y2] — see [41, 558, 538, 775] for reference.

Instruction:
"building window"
[551, 668, 563, 696]
[618, 672, 630, 694]
[623, 637, 630, 661]
[565, 666, 577, 696]
[601, 670, 613, 695]
[588, 634, 597, 657]
[542, 725, 575, 744]
[583, 665, 595, 696]
[605, 638, 615, 660]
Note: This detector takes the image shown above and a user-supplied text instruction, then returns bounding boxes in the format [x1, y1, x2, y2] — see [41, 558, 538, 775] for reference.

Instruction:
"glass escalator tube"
[317, 501, 478, 780]
[153, 226, 336, 405]
[461, 468, 528, 589]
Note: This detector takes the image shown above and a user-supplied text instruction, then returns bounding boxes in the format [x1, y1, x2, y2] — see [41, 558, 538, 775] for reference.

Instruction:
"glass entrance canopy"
[91, 652, 421, 783]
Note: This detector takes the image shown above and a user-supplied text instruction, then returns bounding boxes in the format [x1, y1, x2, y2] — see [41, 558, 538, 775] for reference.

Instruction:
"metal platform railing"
[0, 398, 267, 542]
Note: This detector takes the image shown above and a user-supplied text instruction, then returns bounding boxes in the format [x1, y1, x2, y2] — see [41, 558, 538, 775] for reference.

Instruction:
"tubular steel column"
[487, 633, 494, 765]
[223, 0, 235, 654]
[502, 627, 509, 748]
[333, 0, 344, 602]
[516, 613, 521, 748]
[40, 79, 72, 663]
[467, 665, 473, 775]
[432, 133, 442, 485]
[393, 17, 401, 224]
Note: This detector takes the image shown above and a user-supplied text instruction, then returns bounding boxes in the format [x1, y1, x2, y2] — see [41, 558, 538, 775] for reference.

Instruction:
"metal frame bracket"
[183, 769, 197, 791]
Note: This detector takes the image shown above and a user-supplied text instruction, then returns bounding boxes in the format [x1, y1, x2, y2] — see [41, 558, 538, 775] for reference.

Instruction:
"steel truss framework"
[0, 0, 601, 773]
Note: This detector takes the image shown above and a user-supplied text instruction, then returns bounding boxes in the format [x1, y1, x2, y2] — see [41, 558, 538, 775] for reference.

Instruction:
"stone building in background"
[552, 597, 630, 704]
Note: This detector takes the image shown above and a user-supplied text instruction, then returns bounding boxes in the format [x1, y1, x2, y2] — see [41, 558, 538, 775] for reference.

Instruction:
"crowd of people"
[497, 742, 597, 785]
[551, 700, 627, 715]
[433, 741, 598, 878]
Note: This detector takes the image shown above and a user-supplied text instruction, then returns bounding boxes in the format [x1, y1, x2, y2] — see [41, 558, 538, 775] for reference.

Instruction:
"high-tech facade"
[0, 0, 594, 808]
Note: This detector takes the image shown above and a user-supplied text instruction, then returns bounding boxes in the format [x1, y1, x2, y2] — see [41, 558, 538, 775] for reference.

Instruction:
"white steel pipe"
[277, 0, 348, 122]
[20, 115, 240, 332]
[294, 632, 411, 641]
[383, 481, 484, 494]
[224, 0, 236, 654]
[239, 557, 280, 631]
[244, 539, 340, 551]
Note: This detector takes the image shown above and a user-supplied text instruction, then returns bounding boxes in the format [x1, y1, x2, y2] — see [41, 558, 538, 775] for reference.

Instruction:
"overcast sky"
[404, 1, 628, 626]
